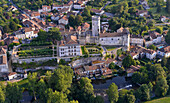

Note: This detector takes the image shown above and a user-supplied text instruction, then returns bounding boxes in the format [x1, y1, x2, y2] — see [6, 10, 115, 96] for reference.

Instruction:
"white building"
[38, 5, 51, 13]
[157, 46, 170, 58]
[74, 1, 85, 9]
[91, 9, 105, 15]
[130, 35, 144, 46]
[92, 16, 100, 37]
[14, 27, 38, 39]
[58, 15, 68, 25]
[59, 35, 81, 57]
[149, 31, 163, 44]
[8, 72, 17, 80]
[99, 28, 130, 51]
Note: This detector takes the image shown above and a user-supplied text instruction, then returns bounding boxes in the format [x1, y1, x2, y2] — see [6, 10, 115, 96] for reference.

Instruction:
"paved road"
[101, 46, 107, 56]
[100, 1, 112, 10]
[155, 22, 170, 26]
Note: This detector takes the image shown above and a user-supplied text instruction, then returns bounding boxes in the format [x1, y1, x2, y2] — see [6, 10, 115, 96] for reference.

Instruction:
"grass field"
[144, 95, 170, 103]
[105, 46, 116, 51]
[148, 7, 170, 17]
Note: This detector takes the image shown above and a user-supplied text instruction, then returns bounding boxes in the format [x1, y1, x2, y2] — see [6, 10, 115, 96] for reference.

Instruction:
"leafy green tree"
[107, 83, 119, 103]
[135, 84, 150, 101]
[167, 74, 170, 86]
[148, 82, 153, 93]
[78, 77, 94, 102]
[142, 25, 148, 31]
[118, 89, 135, 103]
[112, 0, 118, 4]
[0, 86, 5, 103]
[37, 79, 47, 102]
[165, 30, 170, 44]
[75, 15, 83, 26]
[156, 27, 163, 34]
[94, 96, 104, 103]
[69, 14, 75, 27]
[161, 57, 167, 67]
[3, 25, 10, 33]
[148, 44, 157, 50]
[122, 55, 136, 68]
[27, 72, 38, 100]
[155, 77, 169, 97]
[0, 41, 4, 46]
[70, 100, 79, 103]
[50, 65, 73, 93]
[48, 27, 62, 43]
[166, 0, 170, 13]
[45, 88, 68, 103]
[59, 59, 66, 65]
[157, 5, 162, 13]
[116, 49, 122, 57]
[82, 7, 91, 18]
[5, 82, 22, 103]
[9, 20, 18, 31]
[109, 62, 115, 69]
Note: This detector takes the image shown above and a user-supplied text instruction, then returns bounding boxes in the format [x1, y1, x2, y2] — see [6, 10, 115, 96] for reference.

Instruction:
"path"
[100, 1, 112, 10]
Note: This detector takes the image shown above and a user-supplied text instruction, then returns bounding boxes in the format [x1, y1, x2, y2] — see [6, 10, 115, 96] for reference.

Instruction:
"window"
[101, 39, 103, 41]
[111, 38, 113, 40]
[118, 39, 119, 40]
[74, 46, 76, 48]
[74, 53, 76, 55]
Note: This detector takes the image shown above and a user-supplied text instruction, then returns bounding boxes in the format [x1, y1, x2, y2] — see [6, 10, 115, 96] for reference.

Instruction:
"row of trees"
[68, 15, 83, 28]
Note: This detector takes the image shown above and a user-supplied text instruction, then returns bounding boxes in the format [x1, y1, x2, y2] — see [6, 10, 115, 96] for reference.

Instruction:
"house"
[4, 36, 19, 46]
[0, 47, 8, 73]
[127, 65, 141, 77]
[136, 10, 148, 17]
[149, 31, 163, 44]
[51, 13, 63, 21]
[91, 9, 105, 15]
[22, 20, 41, 30]
[101, 22, 109, 32]
[81, 22, 90, 32]
[130, 45, 156, 60]
[74, 1, 85, 9]
[8, 72, 17, 80]
[8, 5, 17, 11]
[13, 27, 38, 39]
[18, 14, 29, 22]
[58, 34, 81, 57]
[130, 35, 144, 46]
[58, 15, 68, 25]
[144, 35, 153, 47]
[38, 5, 51, 13]
[30, 11, 40, 19]
[160, 16, 167, 22]
[157, 46, 170, 58]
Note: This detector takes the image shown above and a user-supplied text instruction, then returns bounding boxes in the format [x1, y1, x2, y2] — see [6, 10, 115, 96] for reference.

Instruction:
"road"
[101, 46, 107, 56]
[155, 22, 170, 26]
[100, 1, 112, 10]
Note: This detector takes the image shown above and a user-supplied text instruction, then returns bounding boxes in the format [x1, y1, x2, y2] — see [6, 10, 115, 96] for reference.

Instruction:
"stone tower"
[92, 16, 100, 37]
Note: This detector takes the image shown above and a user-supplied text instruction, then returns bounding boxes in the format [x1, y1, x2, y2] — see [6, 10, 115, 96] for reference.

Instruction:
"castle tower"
[92, 16, 100, 37]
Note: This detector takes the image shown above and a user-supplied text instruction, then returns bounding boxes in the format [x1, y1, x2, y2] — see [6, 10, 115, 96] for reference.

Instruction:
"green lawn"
[105, 46, 116, 51]
[144, 95, 170, 103]
[81, 46, 85, 55]
[17, 79, 28, 88]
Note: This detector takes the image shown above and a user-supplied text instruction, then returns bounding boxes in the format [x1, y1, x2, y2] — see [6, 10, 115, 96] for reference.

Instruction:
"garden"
[17, 48, 53, 58]
[81, 44, 103, 55]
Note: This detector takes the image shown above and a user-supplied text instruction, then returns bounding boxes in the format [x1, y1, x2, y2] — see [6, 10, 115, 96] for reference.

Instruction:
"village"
[0, 0, 169, 102]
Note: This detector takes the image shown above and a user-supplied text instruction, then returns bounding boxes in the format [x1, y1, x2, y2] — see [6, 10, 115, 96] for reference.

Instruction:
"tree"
[75, 15, 83, 26]
[116, 49, 122, 57]
[3, 25, 10, 33]
[5, 82, 22, 103]
[155, 77, 169, 97]
[78, 77, 94, 102]
[94, 96, 104, 103]
[122, 55, 136, 68]
[148, 44, 157, 50]
[156, 27, 163, 34]
[82, 7, 91, 18]
[48, 27, 62, 44]
[50, 65, 73, 93]
[45, 88, 68, 103]
[59, 59, 66, 65]
[112, 0, 118, 4]
[0, 41, 4, 46]
[118, 89, 135, 103]
[135, 84, 150, 101]
[109, 62, 115, 69]
[0, 86, 5, 103]
[157, 5, 162, 13]
[161, 57, 167, 67]
[165, 30, 170, 44]
[9, 20, 18, 31]
[166, 0, 170, 13]
[27, 72, 38, 100]
[142, 25, 148, 31]
[37, 79, 47, 102]
[68, 14, 75, 27]
[107, 83, 119, 103]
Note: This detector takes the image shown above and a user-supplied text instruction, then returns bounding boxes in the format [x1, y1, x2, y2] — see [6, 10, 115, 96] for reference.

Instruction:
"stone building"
[92, 16, 100, 37]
